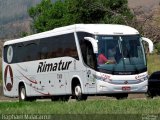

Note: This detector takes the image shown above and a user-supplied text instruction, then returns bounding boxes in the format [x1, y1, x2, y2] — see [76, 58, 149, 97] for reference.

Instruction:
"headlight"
[93, 74, 112, 83]
[135, 74, 148, 82]
[139, 76, 148, 82]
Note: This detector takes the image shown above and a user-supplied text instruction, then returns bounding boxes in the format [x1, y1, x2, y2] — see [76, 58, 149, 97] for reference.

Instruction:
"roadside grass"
[0, 99, 160, 114]
[147, 53, 160, 75]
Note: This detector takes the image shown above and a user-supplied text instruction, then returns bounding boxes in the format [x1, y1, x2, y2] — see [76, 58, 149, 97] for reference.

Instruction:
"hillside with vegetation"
[0, 0, 41, 25]
[0, 0, 39, 39]
[0, 0, 56, 39]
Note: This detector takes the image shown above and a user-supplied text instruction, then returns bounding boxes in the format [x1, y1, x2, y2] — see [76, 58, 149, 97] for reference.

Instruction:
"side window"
[77, 32, 93, 61]
[54, 36, 65, 58]
[3, 33, 78, 63]
[38, 33, 79, 59]
[3, 46, 8, 63]
[77, 32, 96, 69]
[6, 41, 39, 63]
[24, 42, 38, 61]
[15, 43, 24, 63]
[49, 38, 59, 58]
[4, 45, 16, 63]
[15, 41, 38, 62]
[82, 41, 96, 69]
[38, 38, 50, 59]
[62, 33, 79, 59]
[3, 45, 9, 63]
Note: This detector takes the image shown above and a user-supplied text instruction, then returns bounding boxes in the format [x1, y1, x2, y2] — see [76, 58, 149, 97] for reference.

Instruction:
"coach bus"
[2, 24, 153, 101]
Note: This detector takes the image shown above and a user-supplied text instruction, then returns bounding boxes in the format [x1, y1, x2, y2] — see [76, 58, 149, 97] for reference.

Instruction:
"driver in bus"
[108, 45, 116, 61]
[98, 47, 116, 64]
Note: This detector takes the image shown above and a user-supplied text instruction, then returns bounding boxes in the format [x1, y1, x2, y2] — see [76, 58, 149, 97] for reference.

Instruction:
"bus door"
[85, 41, 97, 93]
[86, 68, 96, 93]
[80, 37, 98, 94]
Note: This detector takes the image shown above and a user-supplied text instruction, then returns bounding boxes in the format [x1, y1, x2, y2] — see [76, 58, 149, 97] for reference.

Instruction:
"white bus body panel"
[96, 72, 148, 93]
[3, 57, 88, 97]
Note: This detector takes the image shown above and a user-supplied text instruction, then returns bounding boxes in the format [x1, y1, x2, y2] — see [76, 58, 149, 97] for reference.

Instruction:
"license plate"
[122, 86, 131, 91]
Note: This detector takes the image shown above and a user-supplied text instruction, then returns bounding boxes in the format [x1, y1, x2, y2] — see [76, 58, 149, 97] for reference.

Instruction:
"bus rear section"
[2, 31, 81, 101]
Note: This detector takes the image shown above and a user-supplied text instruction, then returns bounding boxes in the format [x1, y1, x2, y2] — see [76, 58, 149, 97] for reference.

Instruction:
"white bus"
[2, 24, 153, 101]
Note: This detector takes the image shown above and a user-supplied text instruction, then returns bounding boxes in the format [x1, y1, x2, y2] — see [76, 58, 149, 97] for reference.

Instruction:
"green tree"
[28, 0, 134, 33]
[28, 0, 54, 32]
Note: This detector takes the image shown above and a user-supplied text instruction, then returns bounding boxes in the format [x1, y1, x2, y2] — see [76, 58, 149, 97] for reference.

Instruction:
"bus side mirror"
[84, 37, 98, 53]
[142, 37, 154, 53]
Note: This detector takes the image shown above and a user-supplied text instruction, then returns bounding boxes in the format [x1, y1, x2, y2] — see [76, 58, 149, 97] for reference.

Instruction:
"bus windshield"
[97, 35, 147, 75]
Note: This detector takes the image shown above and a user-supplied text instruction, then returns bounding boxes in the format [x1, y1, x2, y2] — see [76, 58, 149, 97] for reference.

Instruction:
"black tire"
[19, 85, 28, 102]
[73, 84, 87, 101]
[115, 93, 128, 100]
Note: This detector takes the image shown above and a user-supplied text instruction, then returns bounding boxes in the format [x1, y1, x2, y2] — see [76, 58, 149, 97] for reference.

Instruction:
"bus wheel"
[73, 84, 87, 101]
[19, 85, 28, 101]
[115, 93, 128, 100]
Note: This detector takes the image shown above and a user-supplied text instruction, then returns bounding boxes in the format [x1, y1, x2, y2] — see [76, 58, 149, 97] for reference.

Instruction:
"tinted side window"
[24, 42, 39, 61]
[3, 45, 16, 63]
[62, 33, 78, 59]
[14, 43, 25, 63]
[13, 41, 38, 63]
[77, 32, 96, 68]
[77, 32, 93, 60]
[38, 33, 78, 60]
[3, 45, 9, 63]
[4, 41, 39, 63]
[3, 33, 78, 63]
[77, 32, 93, 44]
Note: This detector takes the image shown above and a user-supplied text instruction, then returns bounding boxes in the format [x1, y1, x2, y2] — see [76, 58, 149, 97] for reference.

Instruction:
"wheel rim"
[75, 85, 82, 97]
[21, 87, 25, 100]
